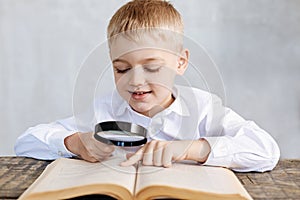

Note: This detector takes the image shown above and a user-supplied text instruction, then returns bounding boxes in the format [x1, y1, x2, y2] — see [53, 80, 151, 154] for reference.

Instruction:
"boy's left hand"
[120, 139, 211, 167]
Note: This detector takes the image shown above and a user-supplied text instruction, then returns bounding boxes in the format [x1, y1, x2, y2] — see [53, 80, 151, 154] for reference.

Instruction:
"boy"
[15, 0, 280, 172]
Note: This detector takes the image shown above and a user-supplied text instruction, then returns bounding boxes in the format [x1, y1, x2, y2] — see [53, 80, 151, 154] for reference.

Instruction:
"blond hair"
[107, 0, 184, 52]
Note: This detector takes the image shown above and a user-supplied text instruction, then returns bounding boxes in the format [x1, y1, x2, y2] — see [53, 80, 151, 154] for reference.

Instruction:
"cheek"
[114, 73, 130, 85]
[114, 75, 123, 94]
[151, 85, 172, 96]
[114, 74, 125, 87]
[147, 69, 176, 89]
[114, 75, 130, 97]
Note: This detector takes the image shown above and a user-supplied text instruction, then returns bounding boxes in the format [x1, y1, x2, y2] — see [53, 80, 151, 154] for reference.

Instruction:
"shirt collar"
[164, 86, 190, 117]
[112, 91, 131, 116]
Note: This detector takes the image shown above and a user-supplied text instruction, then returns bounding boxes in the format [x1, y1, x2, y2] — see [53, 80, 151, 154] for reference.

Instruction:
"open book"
[18, 156, 252, 200]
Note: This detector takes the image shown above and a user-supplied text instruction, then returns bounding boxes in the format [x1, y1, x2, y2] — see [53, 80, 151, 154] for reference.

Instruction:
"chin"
[131, 104, 152, 115]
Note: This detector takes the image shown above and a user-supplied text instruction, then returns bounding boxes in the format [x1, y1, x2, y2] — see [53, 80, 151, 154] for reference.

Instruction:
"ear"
[176, 49, 189, 75]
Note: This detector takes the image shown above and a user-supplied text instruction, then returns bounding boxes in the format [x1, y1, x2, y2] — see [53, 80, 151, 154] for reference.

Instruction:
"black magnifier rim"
[94, 121, 147, 147]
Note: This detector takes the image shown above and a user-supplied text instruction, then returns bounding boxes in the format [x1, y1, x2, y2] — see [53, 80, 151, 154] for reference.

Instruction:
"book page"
[19, 156, 136, 200]
[135, 162, 252, 200]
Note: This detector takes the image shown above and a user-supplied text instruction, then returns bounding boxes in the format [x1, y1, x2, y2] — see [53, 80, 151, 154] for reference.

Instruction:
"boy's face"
[110, 42, 188, 117]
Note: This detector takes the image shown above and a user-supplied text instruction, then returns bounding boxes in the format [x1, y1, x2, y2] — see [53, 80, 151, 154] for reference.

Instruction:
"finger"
[79, 151, 99, 163]
[96, 144, 115, 155]
[120, 147, 144, 167]
[153, 142, 164, 166]
[84, 148, 104, 162]
[126, 152, 135, 159]
[89, 143, 113, 159]
[85, 157, 99, 163]
[142, 141, 157, 166]
[162, 144, 173, 167]
[101, 144, 115, 153]
[76, 132, 113, 162]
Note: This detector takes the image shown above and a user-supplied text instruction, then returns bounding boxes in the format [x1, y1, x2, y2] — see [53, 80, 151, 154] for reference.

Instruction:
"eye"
[114, 67, 131, 74]
[143, 65, 162, 73]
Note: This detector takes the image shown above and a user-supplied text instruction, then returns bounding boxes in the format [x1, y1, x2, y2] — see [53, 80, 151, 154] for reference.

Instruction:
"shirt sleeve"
[14, 96, 112, 160]
[14, 117, 85, 160]
[201, 95, 280, 172]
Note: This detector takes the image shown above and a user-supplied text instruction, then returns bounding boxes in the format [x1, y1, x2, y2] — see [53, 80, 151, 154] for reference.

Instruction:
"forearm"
[15, 123, 77, 160]
[200, 96, 280, 172]
[186, 139, 211, 163]
[203, 122, 280, 172]
[64, 132, 87, 158]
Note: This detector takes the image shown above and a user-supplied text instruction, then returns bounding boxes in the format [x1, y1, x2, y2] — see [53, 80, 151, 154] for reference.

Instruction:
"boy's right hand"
[64, 132, 115, 162]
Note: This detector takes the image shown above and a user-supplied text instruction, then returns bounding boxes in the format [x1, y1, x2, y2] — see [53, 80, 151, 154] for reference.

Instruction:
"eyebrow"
[112, 58, 128, 64]
[112, 57, 165, 64]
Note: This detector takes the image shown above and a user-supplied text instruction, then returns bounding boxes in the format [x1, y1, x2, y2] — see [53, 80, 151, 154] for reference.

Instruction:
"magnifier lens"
[98, 131, 145, 142]
[94, 121, 147, 147]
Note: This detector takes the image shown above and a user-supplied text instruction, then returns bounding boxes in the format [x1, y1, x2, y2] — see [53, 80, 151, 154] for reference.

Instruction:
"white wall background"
[0, 0, 299, 158]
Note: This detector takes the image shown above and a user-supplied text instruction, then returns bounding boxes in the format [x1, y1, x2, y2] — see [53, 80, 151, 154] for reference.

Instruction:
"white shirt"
[15, 85, 280, 172]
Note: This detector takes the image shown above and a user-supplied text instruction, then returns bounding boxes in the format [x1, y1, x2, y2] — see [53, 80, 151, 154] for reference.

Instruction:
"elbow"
[14, 135, 55, 160]
[14, 136, 26, 157]
[260, 141, 280, 172]
[258, 135, 281, 172]
[244, 127, 281, 172]
[236, 143, 280, 172]
[255, 155, 280, 173]
[14, 136, 36, 158]
[232, 153, 280, 172]
[256, 153, 280, 172]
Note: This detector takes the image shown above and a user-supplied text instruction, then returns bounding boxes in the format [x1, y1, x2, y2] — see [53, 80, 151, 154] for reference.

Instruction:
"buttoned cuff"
[202, 136, 233, 167]
[48, 131, 78, 158]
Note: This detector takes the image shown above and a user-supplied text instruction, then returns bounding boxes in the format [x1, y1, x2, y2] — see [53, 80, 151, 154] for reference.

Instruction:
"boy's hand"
[120, 139, 211, 167]
[64, 132, 115, 162]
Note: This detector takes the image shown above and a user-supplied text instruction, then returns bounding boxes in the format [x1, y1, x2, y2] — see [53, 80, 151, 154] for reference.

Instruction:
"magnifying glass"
[94, 121, 147, 147]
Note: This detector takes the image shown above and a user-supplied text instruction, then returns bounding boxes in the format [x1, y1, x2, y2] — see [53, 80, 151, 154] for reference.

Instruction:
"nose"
[129, 66, 145, 87]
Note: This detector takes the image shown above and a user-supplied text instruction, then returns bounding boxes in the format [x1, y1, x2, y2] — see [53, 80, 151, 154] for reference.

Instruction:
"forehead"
[112, 48, 177, 64]
[109, 32, 180, 61]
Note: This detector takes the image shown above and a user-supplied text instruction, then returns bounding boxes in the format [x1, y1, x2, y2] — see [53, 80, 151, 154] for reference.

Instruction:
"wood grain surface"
[0, 157, 299, 200]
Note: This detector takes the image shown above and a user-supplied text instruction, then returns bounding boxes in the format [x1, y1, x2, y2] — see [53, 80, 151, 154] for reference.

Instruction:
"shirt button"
[58, 151, 64, 156]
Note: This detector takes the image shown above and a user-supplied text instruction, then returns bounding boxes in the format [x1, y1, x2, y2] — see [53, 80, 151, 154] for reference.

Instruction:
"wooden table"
[0, 157, 299, 200]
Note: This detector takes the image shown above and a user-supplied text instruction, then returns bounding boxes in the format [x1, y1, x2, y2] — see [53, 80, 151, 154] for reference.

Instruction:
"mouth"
[128, 90, 152, 100]
[129, 91, 152, 95]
